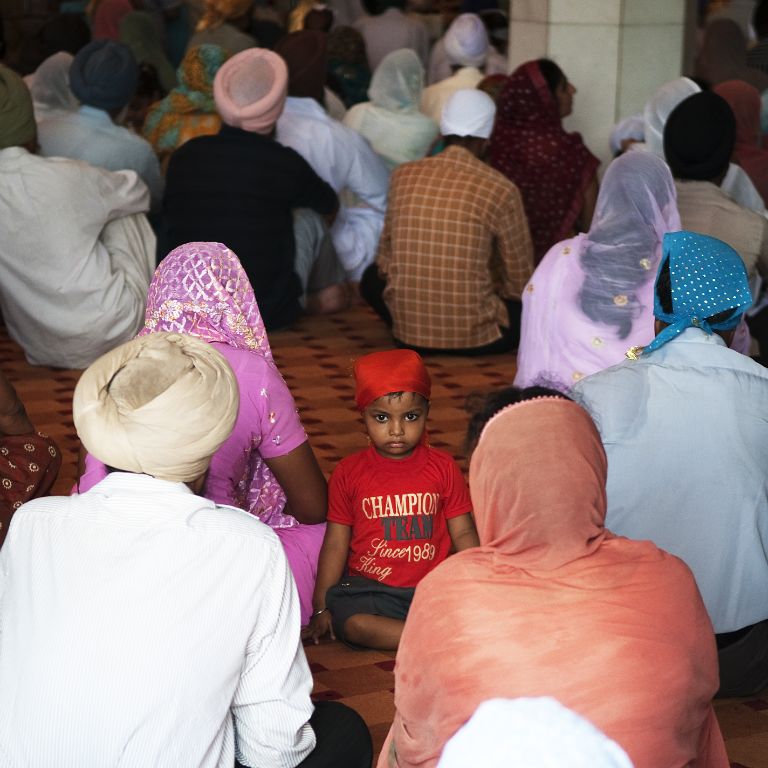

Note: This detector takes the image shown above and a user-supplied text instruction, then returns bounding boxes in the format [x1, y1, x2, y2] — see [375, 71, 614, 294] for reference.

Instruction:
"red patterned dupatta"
[489, 60, 599, 263]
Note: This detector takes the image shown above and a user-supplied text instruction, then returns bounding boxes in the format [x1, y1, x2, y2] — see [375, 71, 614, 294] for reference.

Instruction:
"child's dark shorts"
[326, 575, 415, 646]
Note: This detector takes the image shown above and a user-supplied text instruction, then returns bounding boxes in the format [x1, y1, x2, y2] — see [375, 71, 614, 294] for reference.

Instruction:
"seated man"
[37, 39, 163, 211]
[163, 47, 348, 330]
[275, 30, 390, 282]
[361, 89, 533, 355]
[421, 13, 489, 121]
[572, 231, 768, 698]
[0, 64, 155, 369]
[0, 332, 373, 768]
[664, 90, 768, 293]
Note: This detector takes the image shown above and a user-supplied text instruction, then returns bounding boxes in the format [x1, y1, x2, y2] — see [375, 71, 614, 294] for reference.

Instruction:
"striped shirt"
[0, 473, 315, 767]
[377, 145, 534, 349]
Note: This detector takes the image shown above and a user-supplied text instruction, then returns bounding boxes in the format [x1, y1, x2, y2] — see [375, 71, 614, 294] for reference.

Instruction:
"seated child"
[303, 349, 479, 650]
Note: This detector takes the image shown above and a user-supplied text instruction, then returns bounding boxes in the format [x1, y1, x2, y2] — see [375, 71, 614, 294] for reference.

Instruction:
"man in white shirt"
[276, 30, 390, 281]
[0, 63, 155, 369]
[572, 231, 768, 698]
[353, 0, 429, 70]
[420, 13, 489, 123]
[0, 333, 373, 767]
[38, 39, 164, 211]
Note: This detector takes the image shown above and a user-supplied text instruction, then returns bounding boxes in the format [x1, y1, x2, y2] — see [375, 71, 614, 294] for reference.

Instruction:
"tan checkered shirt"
[377, 145, 533, 349]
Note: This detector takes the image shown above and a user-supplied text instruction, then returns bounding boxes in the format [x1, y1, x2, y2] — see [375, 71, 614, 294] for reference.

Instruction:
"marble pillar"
[508, 0, 686, 171]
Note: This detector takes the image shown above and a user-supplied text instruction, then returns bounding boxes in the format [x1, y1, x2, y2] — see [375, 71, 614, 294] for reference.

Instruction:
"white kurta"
[0, 473, 316, 767]
[419, 66, 484, 124]
[572, 327, 768, 633]
[277, 96, 390, 280]
[0, 147, 155, 368]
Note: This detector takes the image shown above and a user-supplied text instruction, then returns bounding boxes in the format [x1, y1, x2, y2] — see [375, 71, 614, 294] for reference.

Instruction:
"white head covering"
[73, 332, 239, 483]
[608, 113, 645, 156]
[444, 13, 489, 68]
[440, 88, 496, 139]
[29, 52, 79, 120]
[437, 698, 634, 768]
[643, 77, 700, 157]
[368, 48, 424, 113]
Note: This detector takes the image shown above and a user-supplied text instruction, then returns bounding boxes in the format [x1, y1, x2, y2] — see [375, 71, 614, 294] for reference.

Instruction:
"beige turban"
[0, 64, 36, 150]
[73, 333, 239, 483]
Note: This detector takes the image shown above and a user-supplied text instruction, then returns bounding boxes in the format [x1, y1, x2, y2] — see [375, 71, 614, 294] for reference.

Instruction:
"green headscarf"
[0, 65, 36, 150]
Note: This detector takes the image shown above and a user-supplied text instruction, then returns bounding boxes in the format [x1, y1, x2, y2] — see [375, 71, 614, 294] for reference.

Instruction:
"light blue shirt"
[572, 327, 768, 633]
[38, 105, 163, 210]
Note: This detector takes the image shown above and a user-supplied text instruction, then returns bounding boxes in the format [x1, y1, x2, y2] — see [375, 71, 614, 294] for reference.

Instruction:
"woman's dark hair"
[655, 258, 736, 326]
[537, 58, 565, 96]
[464, 385, 570, 454]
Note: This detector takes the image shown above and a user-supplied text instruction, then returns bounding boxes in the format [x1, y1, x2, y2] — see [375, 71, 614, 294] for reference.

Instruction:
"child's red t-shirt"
[327, 444, 472, 588]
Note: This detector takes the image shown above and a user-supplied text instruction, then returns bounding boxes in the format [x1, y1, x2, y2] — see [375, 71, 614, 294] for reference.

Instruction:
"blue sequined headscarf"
[644, 230, 752, 354]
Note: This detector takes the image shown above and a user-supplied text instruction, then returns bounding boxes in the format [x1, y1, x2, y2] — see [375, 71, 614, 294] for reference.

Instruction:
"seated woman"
[76, 242, 328, 625]
[378, 391, 728, 768]
[489, 58, 599, 264]
[344, 48, 438, 170]
[714, 79, 768, 206]
[513, 151, 679, 390]
[24, 52, 79, 124]
[143, 44, 229, 171]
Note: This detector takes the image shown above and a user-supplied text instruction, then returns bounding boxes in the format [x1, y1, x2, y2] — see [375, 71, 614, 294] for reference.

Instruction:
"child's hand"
[302, 610, 335, 644]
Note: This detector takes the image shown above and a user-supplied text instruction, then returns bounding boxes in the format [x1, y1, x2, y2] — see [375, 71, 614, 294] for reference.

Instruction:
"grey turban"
[69, 39, 139, 111]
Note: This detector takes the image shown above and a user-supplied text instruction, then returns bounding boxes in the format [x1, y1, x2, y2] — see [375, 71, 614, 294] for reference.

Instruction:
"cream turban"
[0, 64, 36, 150]
[73, 333, 239, 483]
[440, 88, 496, 139]
[444, 13, 489, 68]
[213, 48, 288, 134]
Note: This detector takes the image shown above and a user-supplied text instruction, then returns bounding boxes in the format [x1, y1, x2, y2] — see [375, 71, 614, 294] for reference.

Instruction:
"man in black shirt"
[162, 47, 348, 330]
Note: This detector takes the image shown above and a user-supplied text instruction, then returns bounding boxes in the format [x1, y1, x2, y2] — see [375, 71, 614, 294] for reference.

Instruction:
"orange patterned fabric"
[376, 145, 533, 349]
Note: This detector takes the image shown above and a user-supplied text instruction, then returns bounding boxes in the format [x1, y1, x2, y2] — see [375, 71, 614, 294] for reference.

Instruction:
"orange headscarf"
[713, 79, 768, 206]
[353, 349, 431, 411]
[380, 399, 727, 768]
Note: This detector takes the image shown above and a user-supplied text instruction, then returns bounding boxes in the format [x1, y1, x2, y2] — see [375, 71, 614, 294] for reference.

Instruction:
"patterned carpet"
[2, 304, 767, 767]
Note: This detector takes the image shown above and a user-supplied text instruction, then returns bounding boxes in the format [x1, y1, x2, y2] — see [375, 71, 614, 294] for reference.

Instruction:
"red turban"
[353, 350, 431, 411]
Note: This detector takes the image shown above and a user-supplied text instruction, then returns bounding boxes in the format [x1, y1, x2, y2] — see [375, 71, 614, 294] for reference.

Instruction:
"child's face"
[363, 392, 428, 460]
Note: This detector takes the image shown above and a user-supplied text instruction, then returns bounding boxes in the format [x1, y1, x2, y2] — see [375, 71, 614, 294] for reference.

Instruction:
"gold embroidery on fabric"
[639, 258, 651, 270]
[613, 294, 628, 306]
[626, 345, 644, 360]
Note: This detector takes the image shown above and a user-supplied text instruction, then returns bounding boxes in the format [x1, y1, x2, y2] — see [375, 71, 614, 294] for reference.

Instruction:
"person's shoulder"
[191, 502, 282, 546]
[570, 357, 644, 408]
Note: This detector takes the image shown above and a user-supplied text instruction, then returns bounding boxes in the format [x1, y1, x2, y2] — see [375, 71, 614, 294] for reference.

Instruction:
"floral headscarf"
[140, 241, 273, 359]
[142, 44, 228, 158]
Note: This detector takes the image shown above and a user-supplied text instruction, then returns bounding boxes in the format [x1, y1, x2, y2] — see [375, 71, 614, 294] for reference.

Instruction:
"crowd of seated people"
[1, 0, 768, 765]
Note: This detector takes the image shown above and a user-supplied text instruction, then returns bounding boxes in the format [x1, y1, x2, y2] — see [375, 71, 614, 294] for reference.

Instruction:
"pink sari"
[514, 152, 680, 389]
[76, 242, 325, 623]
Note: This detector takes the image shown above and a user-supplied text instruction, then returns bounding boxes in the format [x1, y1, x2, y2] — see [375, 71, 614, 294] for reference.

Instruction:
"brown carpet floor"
[2, 304, 767, 767]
